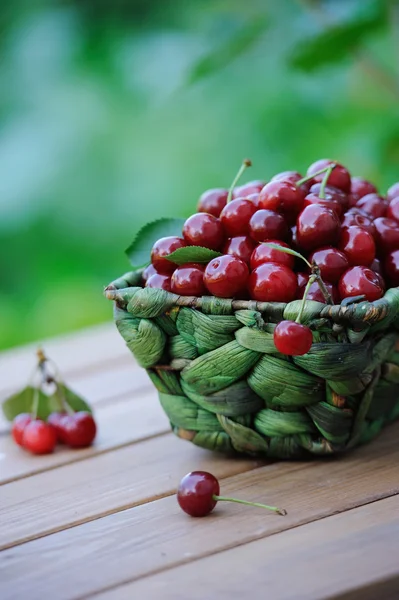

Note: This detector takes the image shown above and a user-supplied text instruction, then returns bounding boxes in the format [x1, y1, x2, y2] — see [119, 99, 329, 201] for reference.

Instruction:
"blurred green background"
[1, 0, 398, 350]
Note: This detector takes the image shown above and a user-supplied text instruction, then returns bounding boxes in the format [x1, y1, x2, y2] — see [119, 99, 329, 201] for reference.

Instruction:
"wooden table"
[1, 324, 399, 600]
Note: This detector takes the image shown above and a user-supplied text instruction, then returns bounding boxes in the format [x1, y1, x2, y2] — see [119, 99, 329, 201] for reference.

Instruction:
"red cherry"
[233, 180, 266, 199]
[258, 181, 304, 223]
[204, 255, 249, 298]
[296, 272, 309, 293]
[374, 217, 399, 255]
[47, 412, 68, 443]
[271, 170, 312, 191]
[309, 247, 349, 283]
[150, 236, 187, 274]
[338, 226, 376, 266]
[245, 193, 262, 209]
[12, 413, 32, 446]
[384, 250, 399, 287]
[62, 412, 97, 448]
[387, 197, 399, 224]
[183, 213, 224, 250]
[220, 199, 257, 237]
[145, 273, 172, 291]
[177, 471, 219, 517]
[296, 204, 341, 252]
[250, 240, 295, 270]
[356, 194, 388, 219]
[306, 159, 351, 193]
[197, 188, 228, 217]
[338, 266, 385, 302]
[309, 183, 349, 212]
[248, 263, 297, 302]
[273, 321, 313, 356]
[142, 264, 158, 284]
[341, 209, 376, 238]
[249, 209, 288, 242]
[298, 281, 340, 304]
[223, 236, 256, 264]
[171, 263, 206, 297]
[387, 182, 399, 202]
[22, 420, 57, 455]
[350, 177, 377, 203]
[304, 192, 343, 217]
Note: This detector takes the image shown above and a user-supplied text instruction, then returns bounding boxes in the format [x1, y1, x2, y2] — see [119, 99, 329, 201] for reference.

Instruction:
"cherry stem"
[36, 348, 74, 415]
[213, 495, 287, 516]
[31, 386, 40, 420]
[296, 274, 317, 324]
[227, 158, 252, 203]
[296, 164, 335, 188]
[318, 165, 334, 199]
[311, 262, 334, 305]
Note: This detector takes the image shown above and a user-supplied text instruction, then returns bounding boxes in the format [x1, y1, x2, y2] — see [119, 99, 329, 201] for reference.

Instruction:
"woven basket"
[105, 269, 399, 459]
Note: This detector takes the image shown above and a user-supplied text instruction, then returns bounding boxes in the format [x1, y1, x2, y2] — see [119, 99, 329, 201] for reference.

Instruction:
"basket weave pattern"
[106, 269, 399, 459]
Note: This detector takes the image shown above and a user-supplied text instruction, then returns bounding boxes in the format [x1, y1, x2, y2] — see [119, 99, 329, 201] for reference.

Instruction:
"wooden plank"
[0, 424, 398, 600]
[94, 495, 399, 600]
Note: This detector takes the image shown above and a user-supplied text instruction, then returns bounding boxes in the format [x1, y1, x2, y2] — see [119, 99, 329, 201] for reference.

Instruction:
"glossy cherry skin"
[249, 209, 288, 242]
[350, 177, 377, 203]
[297, 278, 339, 304]
[309, 247, 349, 283]
[183, 213, 224, 250]
[341, 209, 376, 238]
[271, 170, 313, 195]
[296, 204, 341, 252]
[356, 194, 388, 219]
[370, 258, 382, 275]
[387, 197, 399, 224]
[307, 159, 351, 193]
[171, 263, 206, 296]
[248, 263, 297, 302]
[142, 264, 158, 284]
[47, 412, 68, 443]
[387, 182, 399, 202]
[338, 266, 385, 302]
[374, 218, 399, 255]
[22, 420, 57, 454]
[258, 181, 304, 224]
[245, 193, 262, 209]
[223, 236, 256, 264]
[304, 192, 343, 218]
[12, 413, 32, 446]
[177, 471, 219, 517]
[204, 255, 249, 298]
[150, 236, 187, 274]
[220, 199, 257, 237]
[384, 250, 399, 287]
[61, 412, 97, 448]
[197, 188, 228, 217]
[233, 180, 266, 199]
[273, 321, 313, 356]
[309, 183, 349, 212]
[250, 240, 295, 270]
[145, 273, 172, 292]
[339, 226, 376, 266]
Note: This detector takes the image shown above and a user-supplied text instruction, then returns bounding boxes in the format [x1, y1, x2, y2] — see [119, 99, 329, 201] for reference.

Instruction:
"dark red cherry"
[146, 273, 172, 291]
[248, 263, 297, 302]
[245, 193, 262, 209]
[258, 181, 305, 224]
[271, 170, 312, 195]
[338, 266, 385, 302]
[171, 263, 206, 297]
[350, 177, 377, 203]
[47, 412, 68, 443]
[220, 199, 257, 237]
[356, 194, 388, 219]
[223, 236, 256, 264]
[233, 180, 266, 199]
[250, 240, 295, 270]
[387, 197, 399, 224]
[387, 182, 399, 202]
[309, 247, 349, 283]
[249, 209, 288, 242]
[341, 209, 376, 238]
[296, 204, 341, 252]
[374, 217, 399, 255]
[62, 412, 97, 448]
[204, 255, 249, 298]
[384, 250, 399, 287]
[297, 280, 339, 304]
[273, 321, 313, 356]
[307, 159, 351, 193]
[151, 236, 187, 274]
[183, 213, 224, 250]
[338, 226, 376, 266]
[177, 471, 219, 517]
[304, 192, 343, 217]
[296, 272, 309, 294]
[142, 264, 158, 284]
[309, 183, 349, 212]
[197, 188, 228, 217]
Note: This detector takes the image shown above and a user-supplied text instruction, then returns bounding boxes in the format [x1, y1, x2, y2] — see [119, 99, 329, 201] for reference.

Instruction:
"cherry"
[306, 159, 351, 193]
[370, 257, 382, 275]
[271, 170, 313, 195]
[338, 226, 376, 266]
[273, 321, 313, 356]
[341, 209, 376, 238]
[145, 273, 172, 292]
[338, 266, 385, 302]
[384, 250, 399, 287]
[12, 413, 32, 446]
[374, 217, 399, 255]
[183, 213, 224, 250]
[177, 471, 286, 517]
[171, 263, 206, 297]
[61, 411, 97, 448]
[248, 263, 297, 302]
[204, 255, 249, 298]
[304, 192, 343, 218]
[308, 183, 349, 212]
[309, 247, 349, 283]
[22, 420, 57, 455]
[356, 193, 387, 219]
[350, 177, 377, 203]
[245, 193, 262, 209]
[47, 412, 68, 443]
[387, 182, 399, 202]
[223, 236, 256, 264]
[250, 240, 295, 270]
[150, 237, 187, 274]
[298, 280, 339, 304]
[220, 198, 257, 237]
[197, 188, 228, 217]
[249, 209, 288, 242]
[296, 271, 309, 293]
[142, 264, 158, 284]
[387, 196, 399, 224]
[233, 180, 265, 199]
[296, 204, 341, 252]
[258, 181, 304, 223]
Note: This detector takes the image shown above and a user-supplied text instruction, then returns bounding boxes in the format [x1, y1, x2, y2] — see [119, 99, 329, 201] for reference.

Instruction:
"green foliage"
[125, 218, 186, 268]
[165, 246, 222, 265]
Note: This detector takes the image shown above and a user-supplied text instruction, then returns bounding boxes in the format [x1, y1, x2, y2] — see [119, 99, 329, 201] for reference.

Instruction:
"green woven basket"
[105, 269, 399, 459]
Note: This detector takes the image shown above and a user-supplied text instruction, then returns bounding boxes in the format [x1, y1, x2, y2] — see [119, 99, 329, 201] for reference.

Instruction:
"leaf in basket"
[125, 218, 186, 268]
[165, 246, 222, 265]
[2, 386, 54, 421]
[58, 384, 93, 413]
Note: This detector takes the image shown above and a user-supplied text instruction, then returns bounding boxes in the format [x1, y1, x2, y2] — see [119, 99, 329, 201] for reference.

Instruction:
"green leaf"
[59, 384, 93, 413]
[2, 386, 53, 421]
[262, 243, 311, 267]
[165, 246, 222, 265]
[125, 218, 186, 268]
